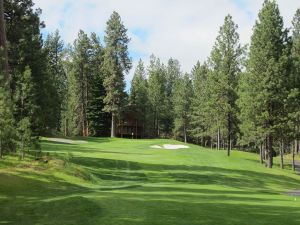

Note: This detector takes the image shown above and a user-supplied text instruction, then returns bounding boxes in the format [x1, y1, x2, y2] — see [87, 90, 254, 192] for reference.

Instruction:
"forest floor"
[0, 137, 300, 225]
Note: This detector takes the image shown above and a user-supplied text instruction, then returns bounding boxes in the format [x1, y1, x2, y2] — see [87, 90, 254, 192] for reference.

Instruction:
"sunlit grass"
[0, 137, 300, 225]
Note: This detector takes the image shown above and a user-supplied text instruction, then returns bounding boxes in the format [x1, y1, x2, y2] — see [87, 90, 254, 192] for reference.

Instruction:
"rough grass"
[0, 137, 300, 225]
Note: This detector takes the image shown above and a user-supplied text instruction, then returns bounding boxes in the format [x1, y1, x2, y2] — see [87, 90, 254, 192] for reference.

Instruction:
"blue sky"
[34, 0, 300, 89]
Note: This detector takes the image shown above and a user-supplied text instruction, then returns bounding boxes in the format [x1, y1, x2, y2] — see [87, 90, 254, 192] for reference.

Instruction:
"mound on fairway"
[0, 137, 300, 225]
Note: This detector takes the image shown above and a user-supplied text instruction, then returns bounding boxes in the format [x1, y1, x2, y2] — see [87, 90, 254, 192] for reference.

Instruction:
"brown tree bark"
[227, 114, 231, 156]
[111, 113, 116, 138]
[280, 139, 284, 169]
[259, 143, 264, 164]
[184, 123, 187, 143]
[292, 140, 296, 171]
[217, 127, 220, 150]
[266, 134, 273, 168]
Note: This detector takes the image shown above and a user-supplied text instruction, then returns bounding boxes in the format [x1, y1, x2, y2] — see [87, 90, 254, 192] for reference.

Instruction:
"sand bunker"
[150, 145, 162, 149]
[46, 138, 87, 144]
[163, 144, 189, 149]
[151, 144, 189, 150]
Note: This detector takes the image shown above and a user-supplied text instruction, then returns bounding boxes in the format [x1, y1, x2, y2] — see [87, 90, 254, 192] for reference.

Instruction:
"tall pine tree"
[129, 59, 149, 137]
[208, 14, 243, 154]
[103, 11, 131, 137]
[239, 0, 288, 168]
[173, 73, 193, 143]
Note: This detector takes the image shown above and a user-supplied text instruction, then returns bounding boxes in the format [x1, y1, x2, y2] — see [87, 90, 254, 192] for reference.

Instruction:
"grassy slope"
[0, 137, 300, 225]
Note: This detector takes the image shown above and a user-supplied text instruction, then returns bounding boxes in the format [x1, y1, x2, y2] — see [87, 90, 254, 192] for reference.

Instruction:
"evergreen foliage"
[238, 0, 288, 168]
[103, 11, 131, 137]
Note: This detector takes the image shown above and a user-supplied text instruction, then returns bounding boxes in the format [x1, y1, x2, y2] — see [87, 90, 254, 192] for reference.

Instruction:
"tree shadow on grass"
[1, 195, 102, 225]
[107, 198, 300, 225]
[1, 167, 300, 225]
[69, 156, 300, 190]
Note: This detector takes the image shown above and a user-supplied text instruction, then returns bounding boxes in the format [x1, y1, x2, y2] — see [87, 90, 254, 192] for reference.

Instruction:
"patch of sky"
[233, 0, 254, 20]
[131, 28, 148, 42]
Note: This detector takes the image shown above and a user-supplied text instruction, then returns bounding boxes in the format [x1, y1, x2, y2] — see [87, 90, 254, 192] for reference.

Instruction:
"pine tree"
[5, 0, 56, 134]
[0, 0, 8, 84]
[288, 9, 300, 170]
[71, 30, 92, 136]
[0, 0, 15, 158]
[239, 0, 288, 168]
[129, 59, 149, 136]
[0, 74, 14, 158]
[160, 58, 181, 135]
[44, 30, 66, 132]
[103, 11, 132, 138]
[88, 32, 110, 136]
[63, 47, 80, 136]
[147, 55, 166, 136]
[208, 14, 243, 155]
[15, 67, 36, 160]
[173, 73, 193, 143]
[190, 62, 211, 146]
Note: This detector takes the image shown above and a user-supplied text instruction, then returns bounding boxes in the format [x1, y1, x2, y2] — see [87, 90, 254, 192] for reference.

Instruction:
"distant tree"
[44, 30, 66, 132]
[71, 30, 92, 136]
[129, 59, 149, 136]
[147, 55, 166, 136]
[103, 11, 131, 137]
[190, 62, 211, 145]
[173, 73, 193, 143]
[88, 32, 110, 136]
[161, 58, 181, 134]
[63, 46, 80, 136]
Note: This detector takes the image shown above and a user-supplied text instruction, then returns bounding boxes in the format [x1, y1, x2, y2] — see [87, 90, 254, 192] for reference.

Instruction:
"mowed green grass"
[0, 137, 300, 225]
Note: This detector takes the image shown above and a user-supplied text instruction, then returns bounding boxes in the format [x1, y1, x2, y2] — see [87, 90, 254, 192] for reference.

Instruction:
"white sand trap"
[151, 144, 189, 150]
[46, 138, 87, 144]
[163, 144, 189, 150]
[150, 145, 162, 149]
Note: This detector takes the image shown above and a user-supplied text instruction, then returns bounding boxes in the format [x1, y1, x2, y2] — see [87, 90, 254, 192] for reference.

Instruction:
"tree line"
[0, 0, 299, 170]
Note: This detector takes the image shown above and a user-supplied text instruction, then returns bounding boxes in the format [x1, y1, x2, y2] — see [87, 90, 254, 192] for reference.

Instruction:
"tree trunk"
[0, 136, 2, 159]
[292, 140, 296, 171]
[259, 143, 264, 164]
[0, 0, 9, 82]
[266, 134, 273, 168]
[227, 114, 231, 156]
[217, 127, 220, 150]
[157, 119, 160, 137]
[121, 120, 123, 138]
[19, 136, 24, 160]
[280, 139, 284, 169]
[64, 118, 67, 136]
[135, 120, 138, 139]
[184, 123, 187, 143]
[111, 113, 116, 138]
[82, 102, 85, 136]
